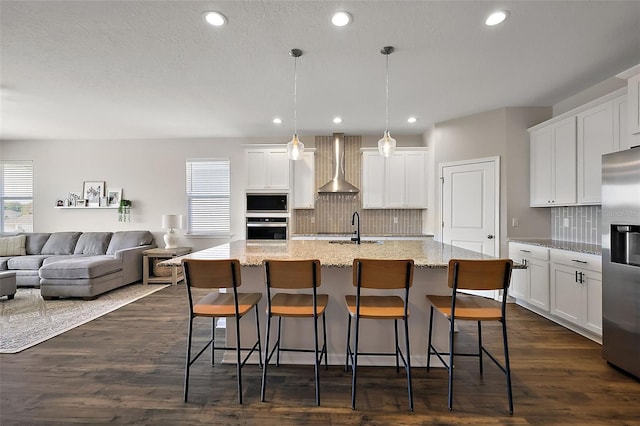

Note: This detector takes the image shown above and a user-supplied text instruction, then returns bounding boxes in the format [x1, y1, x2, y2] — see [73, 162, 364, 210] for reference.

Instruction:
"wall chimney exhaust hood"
[317, 133, 359, 193]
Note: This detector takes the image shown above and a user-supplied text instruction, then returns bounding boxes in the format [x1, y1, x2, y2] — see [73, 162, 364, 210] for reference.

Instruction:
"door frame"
[439, 156, 501, 257]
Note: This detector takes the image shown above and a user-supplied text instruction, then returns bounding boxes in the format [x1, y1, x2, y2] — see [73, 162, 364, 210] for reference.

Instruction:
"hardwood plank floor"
[1, 285, 638, 425]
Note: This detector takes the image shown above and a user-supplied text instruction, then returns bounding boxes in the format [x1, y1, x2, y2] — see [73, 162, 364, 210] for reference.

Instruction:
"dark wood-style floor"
[1, 284, 638, 425]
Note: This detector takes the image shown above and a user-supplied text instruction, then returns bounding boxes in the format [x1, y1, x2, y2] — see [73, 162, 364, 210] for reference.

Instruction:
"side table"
[143, 247, 192, 285]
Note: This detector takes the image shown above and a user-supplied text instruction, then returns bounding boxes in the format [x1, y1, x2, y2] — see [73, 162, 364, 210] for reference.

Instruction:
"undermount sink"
[328, 240, 383, 245]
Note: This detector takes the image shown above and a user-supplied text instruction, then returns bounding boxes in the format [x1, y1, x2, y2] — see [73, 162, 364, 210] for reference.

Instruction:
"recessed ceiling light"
[204, 11, 227, 27]
[407, 116, 418, 124]
[333, 117, 343, 124]
[331, 11, 352, 27]
[485, 10, 509, 26]
[272, 118, 283, 124]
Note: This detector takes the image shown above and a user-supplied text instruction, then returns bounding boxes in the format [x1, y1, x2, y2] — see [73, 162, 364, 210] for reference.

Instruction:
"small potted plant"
[118, 199, 132, 222]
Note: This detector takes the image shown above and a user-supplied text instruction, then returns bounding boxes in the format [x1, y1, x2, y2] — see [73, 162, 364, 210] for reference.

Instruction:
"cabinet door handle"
[575, 271, 579, 283]
[519, 249, 531, 253]
[487, 234, 494, 239]
[571, 259, 588, 264]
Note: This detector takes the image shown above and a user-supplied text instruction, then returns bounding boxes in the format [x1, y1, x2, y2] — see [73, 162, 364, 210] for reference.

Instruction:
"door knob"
[487, 234, 494, 239]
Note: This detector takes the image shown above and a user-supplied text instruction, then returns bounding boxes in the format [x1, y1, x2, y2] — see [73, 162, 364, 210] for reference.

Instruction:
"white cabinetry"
[576, 100, 616, 204]
[549, 249, 602, 338]
[362, 149, 427, 209]
[245, 147, 290, 190]
[613, 96, 631, 151]
[508, 243, 550, 311]
[293, 151, 315, 209]
[530, 116, 577, 206]
[626, 71, 640, 136]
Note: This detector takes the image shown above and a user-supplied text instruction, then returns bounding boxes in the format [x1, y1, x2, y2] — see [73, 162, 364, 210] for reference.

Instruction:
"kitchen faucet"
[351, 211, 361, 244]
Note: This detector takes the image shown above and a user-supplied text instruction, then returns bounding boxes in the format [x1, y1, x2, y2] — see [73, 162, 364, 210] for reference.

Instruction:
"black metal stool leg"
[394, 319, 400, 373]
[276, 316, 282, 367]
[426, 306, 434, 371]
[345, 314, 352, 372]
[184, 316, 194, 402]
[448, 317, 455, 411]
[404, 316, 414, 411]
[351, 313, 360, 410]
[478, 321, 484, 376]
[255, 305, 263, 368]
[313, 309, 320, 406]
[261, 314, 272, 402]
[235, 314, 243, 404]
[322, 312, 328, 370]
[503, 319, 514, 414]
[211, 317, 216, 366]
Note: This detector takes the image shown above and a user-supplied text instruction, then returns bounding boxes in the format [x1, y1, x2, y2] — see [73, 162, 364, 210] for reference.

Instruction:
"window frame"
[0, 161, 34, 233]
[185, 158, 231, 237]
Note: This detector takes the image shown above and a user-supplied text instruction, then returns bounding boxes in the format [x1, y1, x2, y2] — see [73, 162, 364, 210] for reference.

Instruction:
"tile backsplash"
[551, 206, 601, 244]
[292, 135, 423, 235]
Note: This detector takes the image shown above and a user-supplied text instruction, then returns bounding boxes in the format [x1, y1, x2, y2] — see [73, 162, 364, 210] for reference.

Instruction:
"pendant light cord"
[385, 53, 389, 134]
[293, 55, 298, 136]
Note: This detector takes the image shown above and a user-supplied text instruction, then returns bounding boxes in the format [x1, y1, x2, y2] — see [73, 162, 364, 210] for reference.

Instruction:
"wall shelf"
[55, 206, 119, 209]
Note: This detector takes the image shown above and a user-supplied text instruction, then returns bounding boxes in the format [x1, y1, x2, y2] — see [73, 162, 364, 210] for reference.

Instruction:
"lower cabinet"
[550, 251, 602, 336]
[508, 242, 602, 342]
[508, 243, 550, 311]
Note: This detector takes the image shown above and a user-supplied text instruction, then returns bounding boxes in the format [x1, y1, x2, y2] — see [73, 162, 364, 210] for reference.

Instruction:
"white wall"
[430, 106, 551, 256]
[1, 136, 282, 250]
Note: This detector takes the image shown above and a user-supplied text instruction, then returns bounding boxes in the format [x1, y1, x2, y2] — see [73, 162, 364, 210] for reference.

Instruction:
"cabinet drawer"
[509, 243, 550, 261]
[550, 249, 601, 272]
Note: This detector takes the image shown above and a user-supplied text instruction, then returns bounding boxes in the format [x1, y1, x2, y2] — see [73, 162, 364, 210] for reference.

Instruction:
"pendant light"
[286, 48, 304, 161]
[378, 46, 396, 157]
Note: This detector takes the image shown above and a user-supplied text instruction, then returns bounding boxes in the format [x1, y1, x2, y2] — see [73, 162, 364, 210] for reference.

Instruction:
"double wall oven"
[245, 193, 288, 240]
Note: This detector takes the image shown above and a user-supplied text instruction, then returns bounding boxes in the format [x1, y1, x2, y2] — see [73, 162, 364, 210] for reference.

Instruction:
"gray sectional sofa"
[0, 231, 156, 299]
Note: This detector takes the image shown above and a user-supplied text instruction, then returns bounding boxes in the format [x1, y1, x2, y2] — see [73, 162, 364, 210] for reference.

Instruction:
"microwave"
[246, 193, 288, 213]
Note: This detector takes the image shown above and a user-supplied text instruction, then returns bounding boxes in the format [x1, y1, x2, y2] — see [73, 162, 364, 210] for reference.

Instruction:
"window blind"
[1, 161, 34, 232]
[186, 159, 230, 236]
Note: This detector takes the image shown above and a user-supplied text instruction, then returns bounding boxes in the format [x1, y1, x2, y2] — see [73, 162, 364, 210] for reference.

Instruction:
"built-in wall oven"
[246, 217, 288, 240]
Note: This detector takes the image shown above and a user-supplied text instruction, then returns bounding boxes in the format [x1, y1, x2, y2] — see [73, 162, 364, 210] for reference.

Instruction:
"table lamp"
[162, 214, 182, 249]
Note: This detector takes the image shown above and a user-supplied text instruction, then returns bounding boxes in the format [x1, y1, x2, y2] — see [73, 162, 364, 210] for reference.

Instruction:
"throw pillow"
[0, 235, 27, 256]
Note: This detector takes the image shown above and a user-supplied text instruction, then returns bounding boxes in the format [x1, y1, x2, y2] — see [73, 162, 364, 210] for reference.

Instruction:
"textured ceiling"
[1, 0, 639, 141]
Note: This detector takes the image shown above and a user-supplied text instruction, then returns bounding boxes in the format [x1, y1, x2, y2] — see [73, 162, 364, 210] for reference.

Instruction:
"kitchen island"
[162, 238, 498, 367]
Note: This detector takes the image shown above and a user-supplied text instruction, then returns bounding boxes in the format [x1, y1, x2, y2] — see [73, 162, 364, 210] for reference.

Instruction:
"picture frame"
[107, 188, 122, 207]
[76, 199, 87, 207]
[69, 192, 82, 207]
[83, 181, 105, 207]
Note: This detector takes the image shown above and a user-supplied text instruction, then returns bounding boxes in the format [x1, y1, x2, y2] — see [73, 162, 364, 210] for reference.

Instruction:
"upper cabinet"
[362, 149, 428, 209]
[292, 150, 315, 209]
[617, 64, 640, 147]
[529, 89, 628, 207]
[245, 147, 290, 190]
[530, 116, 577, 206]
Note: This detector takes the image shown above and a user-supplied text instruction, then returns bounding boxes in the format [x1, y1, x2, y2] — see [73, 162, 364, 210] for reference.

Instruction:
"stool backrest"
[263, 259, 321, 289]
[182, 258, 241, 290]
[447, 259, 513, 291]
[352, 258, 414, 290]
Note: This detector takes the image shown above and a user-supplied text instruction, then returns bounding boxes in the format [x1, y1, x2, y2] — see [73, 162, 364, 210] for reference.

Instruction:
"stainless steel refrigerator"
[602, 147, 640, 379]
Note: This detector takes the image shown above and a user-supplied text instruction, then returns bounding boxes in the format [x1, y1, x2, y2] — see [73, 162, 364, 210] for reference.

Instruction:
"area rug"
[0, 284, 169, 353]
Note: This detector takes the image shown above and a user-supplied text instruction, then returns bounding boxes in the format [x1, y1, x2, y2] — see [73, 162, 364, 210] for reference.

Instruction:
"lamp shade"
[162, 214, 182, 230]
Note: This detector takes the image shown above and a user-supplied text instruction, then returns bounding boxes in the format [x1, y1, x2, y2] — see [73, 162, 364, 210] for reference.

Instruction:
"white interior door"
[441, 158, 500, 298]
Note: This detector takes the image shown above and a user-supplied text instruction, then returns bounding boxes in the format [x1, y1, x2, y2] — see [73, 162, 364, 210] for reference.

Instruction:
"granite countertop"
[291, 233, 434, 238]
[509, 238, 602, 255]
[161, 239, 496, 269]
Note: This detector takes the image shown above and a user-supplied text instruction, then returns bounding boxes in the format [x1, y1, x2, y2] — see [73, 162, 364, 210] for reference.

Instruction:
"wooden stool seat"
[270, 293, 328, 317]
[426, 294, 502, 320]
[194, 292, 263, 317]
[345, 295, 406, 319]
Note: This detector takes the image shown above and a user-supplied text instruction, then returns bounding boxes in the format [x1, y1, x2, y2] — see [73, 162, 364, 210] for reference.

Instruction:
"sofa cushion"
[74, 232, 113, 255]
[21, 233, 51, 255]
[40, 232, 82, 255]
[7, 255, 51, 270]
[0, 235, 26, 256]
[42, 255, 89, 265]
[39, 256, 121, 279]
[106, 231, 154, 255]
[0, 257, 11, 271]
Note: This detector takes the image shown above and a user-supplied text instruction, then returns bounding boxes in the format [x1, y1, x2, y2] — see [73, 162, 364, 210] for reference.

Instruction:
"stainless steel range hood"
[317, 133, 359, 193]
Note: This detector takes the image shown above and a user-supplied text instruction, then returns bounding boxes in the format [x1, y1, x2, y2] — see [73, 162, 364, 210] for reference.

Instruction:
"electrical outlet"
[563, 218, 570, 227]
[512, 217, 519, 227]
[393, 217, 398, 224]
[310, 217, 315, 224]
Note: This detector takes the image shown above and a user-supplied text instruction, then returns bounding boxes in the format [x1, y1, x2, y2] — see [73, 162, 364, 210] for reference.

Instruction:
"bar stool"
[260, 259, 328, 406]
[426, 258, 514, 414]
[345, 258, 414, 411]
[182, 258, 262, 404]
